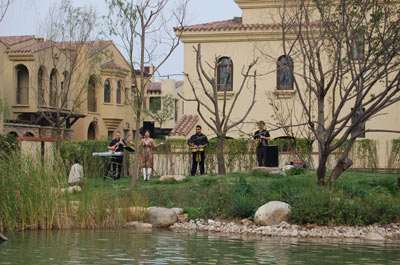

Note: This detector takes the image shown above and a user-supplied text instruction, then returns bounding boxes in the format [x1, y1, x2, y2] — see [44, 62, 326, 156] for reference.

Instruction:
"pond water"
[1, 229, 400, 264]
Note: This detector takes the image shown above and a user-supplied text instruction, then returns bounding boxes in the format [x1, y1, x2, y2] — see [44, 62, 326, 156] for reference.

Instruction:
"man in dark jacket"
[188, 125, 209, 176]
[253, 121, 270, 166]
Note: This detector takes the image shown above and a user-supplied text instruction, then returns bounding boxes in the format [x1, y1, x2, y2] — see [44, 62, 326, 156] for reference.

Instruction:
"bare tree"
[268, 96, 315, 169]
[0, 0, 12, 24]
[180, 44, 258, 175]
[36, 0, 100, 153]
[277, 0, 400, 185]
[104, 0, 188, 187]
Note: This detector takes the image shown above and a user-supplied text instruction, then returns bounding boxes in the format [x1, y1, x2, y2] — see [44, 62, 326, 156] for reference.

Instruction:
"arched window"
[277, 55, 294, 90]
[49, 69, 58, 106]
[38, 66, 46, 105]
[61, 71, 69, 108]
[116, 81, 122, 104]
[16, 64, 29, 105]
[217, 57, 233, 91]
[88, 75, 97, 112]
[104, 79, 111, 103]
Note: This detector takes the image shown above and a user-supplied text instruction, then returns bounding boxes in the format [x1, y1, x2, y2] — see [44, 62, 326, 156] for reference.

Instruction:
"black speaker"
[142, 121, 155, 138]
[265, 145, 279, 167]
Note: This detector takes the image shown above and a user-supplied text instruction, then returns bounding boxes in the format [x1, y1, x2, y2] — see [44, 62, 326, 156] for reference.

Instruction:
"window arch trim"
[277, 55, 294, 90]
[217, 57, 233, 91]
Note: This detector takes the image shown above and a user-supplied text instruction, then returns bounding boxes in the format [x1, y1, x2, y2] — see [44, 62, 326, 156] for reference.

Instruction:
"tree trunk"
[131, 112, 141, 188]
[327, 158, 353, 186]
[217, 135, 226, 175]
[316, 153, 328, 186]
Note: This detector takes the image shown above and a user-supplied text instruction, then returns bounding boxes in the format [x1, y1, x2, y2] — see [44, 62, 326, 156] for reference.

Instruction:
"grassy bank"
[1, 144, 400, 232]
[135, 170, 400, 226]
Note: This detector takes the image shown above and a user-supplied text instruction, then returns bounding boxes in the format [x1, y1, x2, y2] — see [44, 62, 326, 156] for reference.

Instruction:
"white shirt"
[68, 163, 84, 184]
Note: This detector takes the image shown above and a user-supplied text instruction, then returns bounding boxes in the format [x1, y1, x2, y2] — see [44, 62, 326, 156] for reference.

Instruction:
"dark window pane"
[150, 97, 161, 112]
[104, 79, 111, 103]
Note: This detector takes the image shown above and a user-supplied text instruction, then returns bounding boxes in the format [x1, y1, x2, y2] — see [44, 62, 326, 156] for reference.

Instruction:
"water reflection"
[1, 229, 400, 264]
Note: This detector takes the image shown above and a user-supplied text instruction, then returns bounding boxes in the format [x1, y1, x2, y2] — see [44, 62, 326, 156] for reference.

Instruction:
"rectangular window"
[108, 130, 114, 140]
[352, 34, 364, 60]
[150, 97, 161, 112]
[123, 129, 129, 140]
[351, 108, 365, 138]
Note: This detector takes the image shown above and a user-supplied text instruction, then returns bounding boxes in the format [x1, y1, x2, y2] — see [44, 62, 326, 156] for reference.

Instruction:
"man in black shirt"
[107, 131, 126, 180]
[188, 125, 209, 176]
[253, 121, 270, 167]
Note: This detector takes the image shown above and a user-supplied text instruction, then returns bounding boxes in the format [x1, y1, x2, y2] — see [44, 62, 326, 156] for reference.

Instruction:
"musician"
[253, 121, 270, 167]
[188, 125, 209, 176]
[138, 130, 164, 181]
[107, 131, 126, 180]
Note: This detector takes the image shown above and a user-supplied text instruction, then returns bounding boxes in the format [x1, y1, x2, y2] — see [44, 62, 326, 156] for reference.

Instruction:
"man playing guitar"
[253, 121, 271, 167]
[107, 131, 126, 180]
[188, 125, 209, 176]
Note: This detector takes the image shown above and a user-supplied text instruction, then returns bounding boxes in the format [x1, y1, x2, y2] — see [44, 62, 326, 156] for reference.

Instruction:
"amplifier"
[265, 145, 279, 167]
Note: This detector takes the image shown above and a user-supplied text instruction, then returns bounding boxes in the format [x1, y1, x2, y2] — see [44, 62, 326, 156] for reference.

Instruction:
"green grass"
[2, 144, 400, 232]
[134, 170, 400, 225]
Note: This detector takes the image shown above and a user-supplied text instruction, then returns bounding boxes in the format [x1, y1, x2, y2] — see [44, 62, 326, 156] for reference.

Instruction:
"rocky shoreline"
[171, 219, 400, 241]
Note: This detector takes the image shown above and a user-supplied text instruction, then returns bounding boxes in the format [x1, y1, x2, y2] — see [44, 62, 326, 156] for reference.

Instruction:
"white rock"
[0, 233, 8, 242]
[124, 221, 152, 230]
[283, 165, 294, 171]
[254, 201, 291, 226]
[362, 233, 385, 241]
[146, 207, 177, 228]
[174, 175, 186, 182]
[159, 175, 175, 181]
[291, 230, 299, 237]
[171, 208, 183, 215]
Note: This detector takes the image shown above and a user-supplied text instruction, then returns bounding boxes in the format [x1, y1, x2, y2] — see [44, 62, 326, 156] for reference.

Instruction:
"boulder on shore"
[253, 167, 280, 173]
[0, 233, 8, 242]
[160, 175, 186, 182]
[124, 221, 153, 230]
[147, 207, 177, 228]
[254, 201, 291, 226]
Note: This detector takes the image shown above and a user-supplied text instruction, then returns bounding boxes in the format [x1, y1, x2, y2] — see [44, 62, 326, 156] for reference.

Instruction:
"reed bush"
[0, 149, 148, 232]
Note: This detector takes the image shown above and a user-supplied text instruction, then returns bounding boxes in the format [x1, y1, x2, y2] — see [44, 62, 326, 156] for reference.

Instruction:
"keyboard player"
[107, 131, 126, 180]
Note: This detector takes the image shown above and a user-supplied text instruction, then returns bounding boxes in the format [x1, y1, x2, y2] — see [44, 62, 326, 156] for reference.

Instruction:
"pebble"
[171, 220, 400, 241]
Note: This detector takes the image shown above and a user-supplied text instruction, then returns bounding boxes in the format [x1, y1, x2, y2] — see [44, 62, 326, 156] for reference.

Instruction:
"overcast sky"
[0, 0, 242, 80]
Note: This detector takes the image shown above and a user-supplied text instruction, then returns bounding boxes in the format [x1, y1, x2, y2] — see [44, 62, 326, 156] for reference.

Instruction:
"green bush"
[183, 206, 200, 220]
[286, 167, 306, 176]
[229, 194, 256, 218]
[60, 140, 108, 178]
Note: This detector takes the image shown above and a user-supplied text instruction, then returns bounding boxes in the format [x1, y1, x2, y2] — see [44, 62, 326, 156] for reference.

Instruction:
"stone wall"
[4, 123, 73, 140]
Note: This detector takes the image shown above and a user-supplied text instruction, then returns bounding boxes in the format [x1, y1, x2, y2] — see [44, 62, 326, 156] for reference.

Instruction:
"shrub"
[286, 167, 306, 176]
[228, 194, 256, 218]
[183, 207, 200, 220]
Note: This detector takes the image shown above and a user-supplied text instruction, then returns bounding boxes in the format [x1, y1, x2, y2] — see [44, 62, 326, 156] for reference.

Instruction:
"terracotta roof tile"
[101, 60, 129, 72]
[147, 82, 161, 92]
[7, 40, 55, 53]
[175, 81, 184, 88]
[169, 114, 199, 137]
[0, 35, 35, 47]
[175, 17, 321, 32]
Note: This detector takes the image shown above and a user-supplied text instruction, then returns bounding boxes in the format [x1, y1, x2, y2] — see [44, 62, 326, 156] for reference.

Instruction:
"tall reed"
[0, 144, 148, 233]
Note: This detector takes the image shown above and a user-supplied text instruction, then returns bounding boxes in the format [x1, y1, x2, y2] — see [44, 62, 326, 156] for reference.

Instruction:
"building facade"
[177, 0, 400, 168]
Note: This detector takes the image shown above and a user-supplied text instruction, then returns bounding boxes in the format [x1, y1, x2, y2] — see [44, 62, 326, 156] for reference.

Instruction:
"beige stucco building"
[177, 0, 400, 168]
[0, 35, 185, 142]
